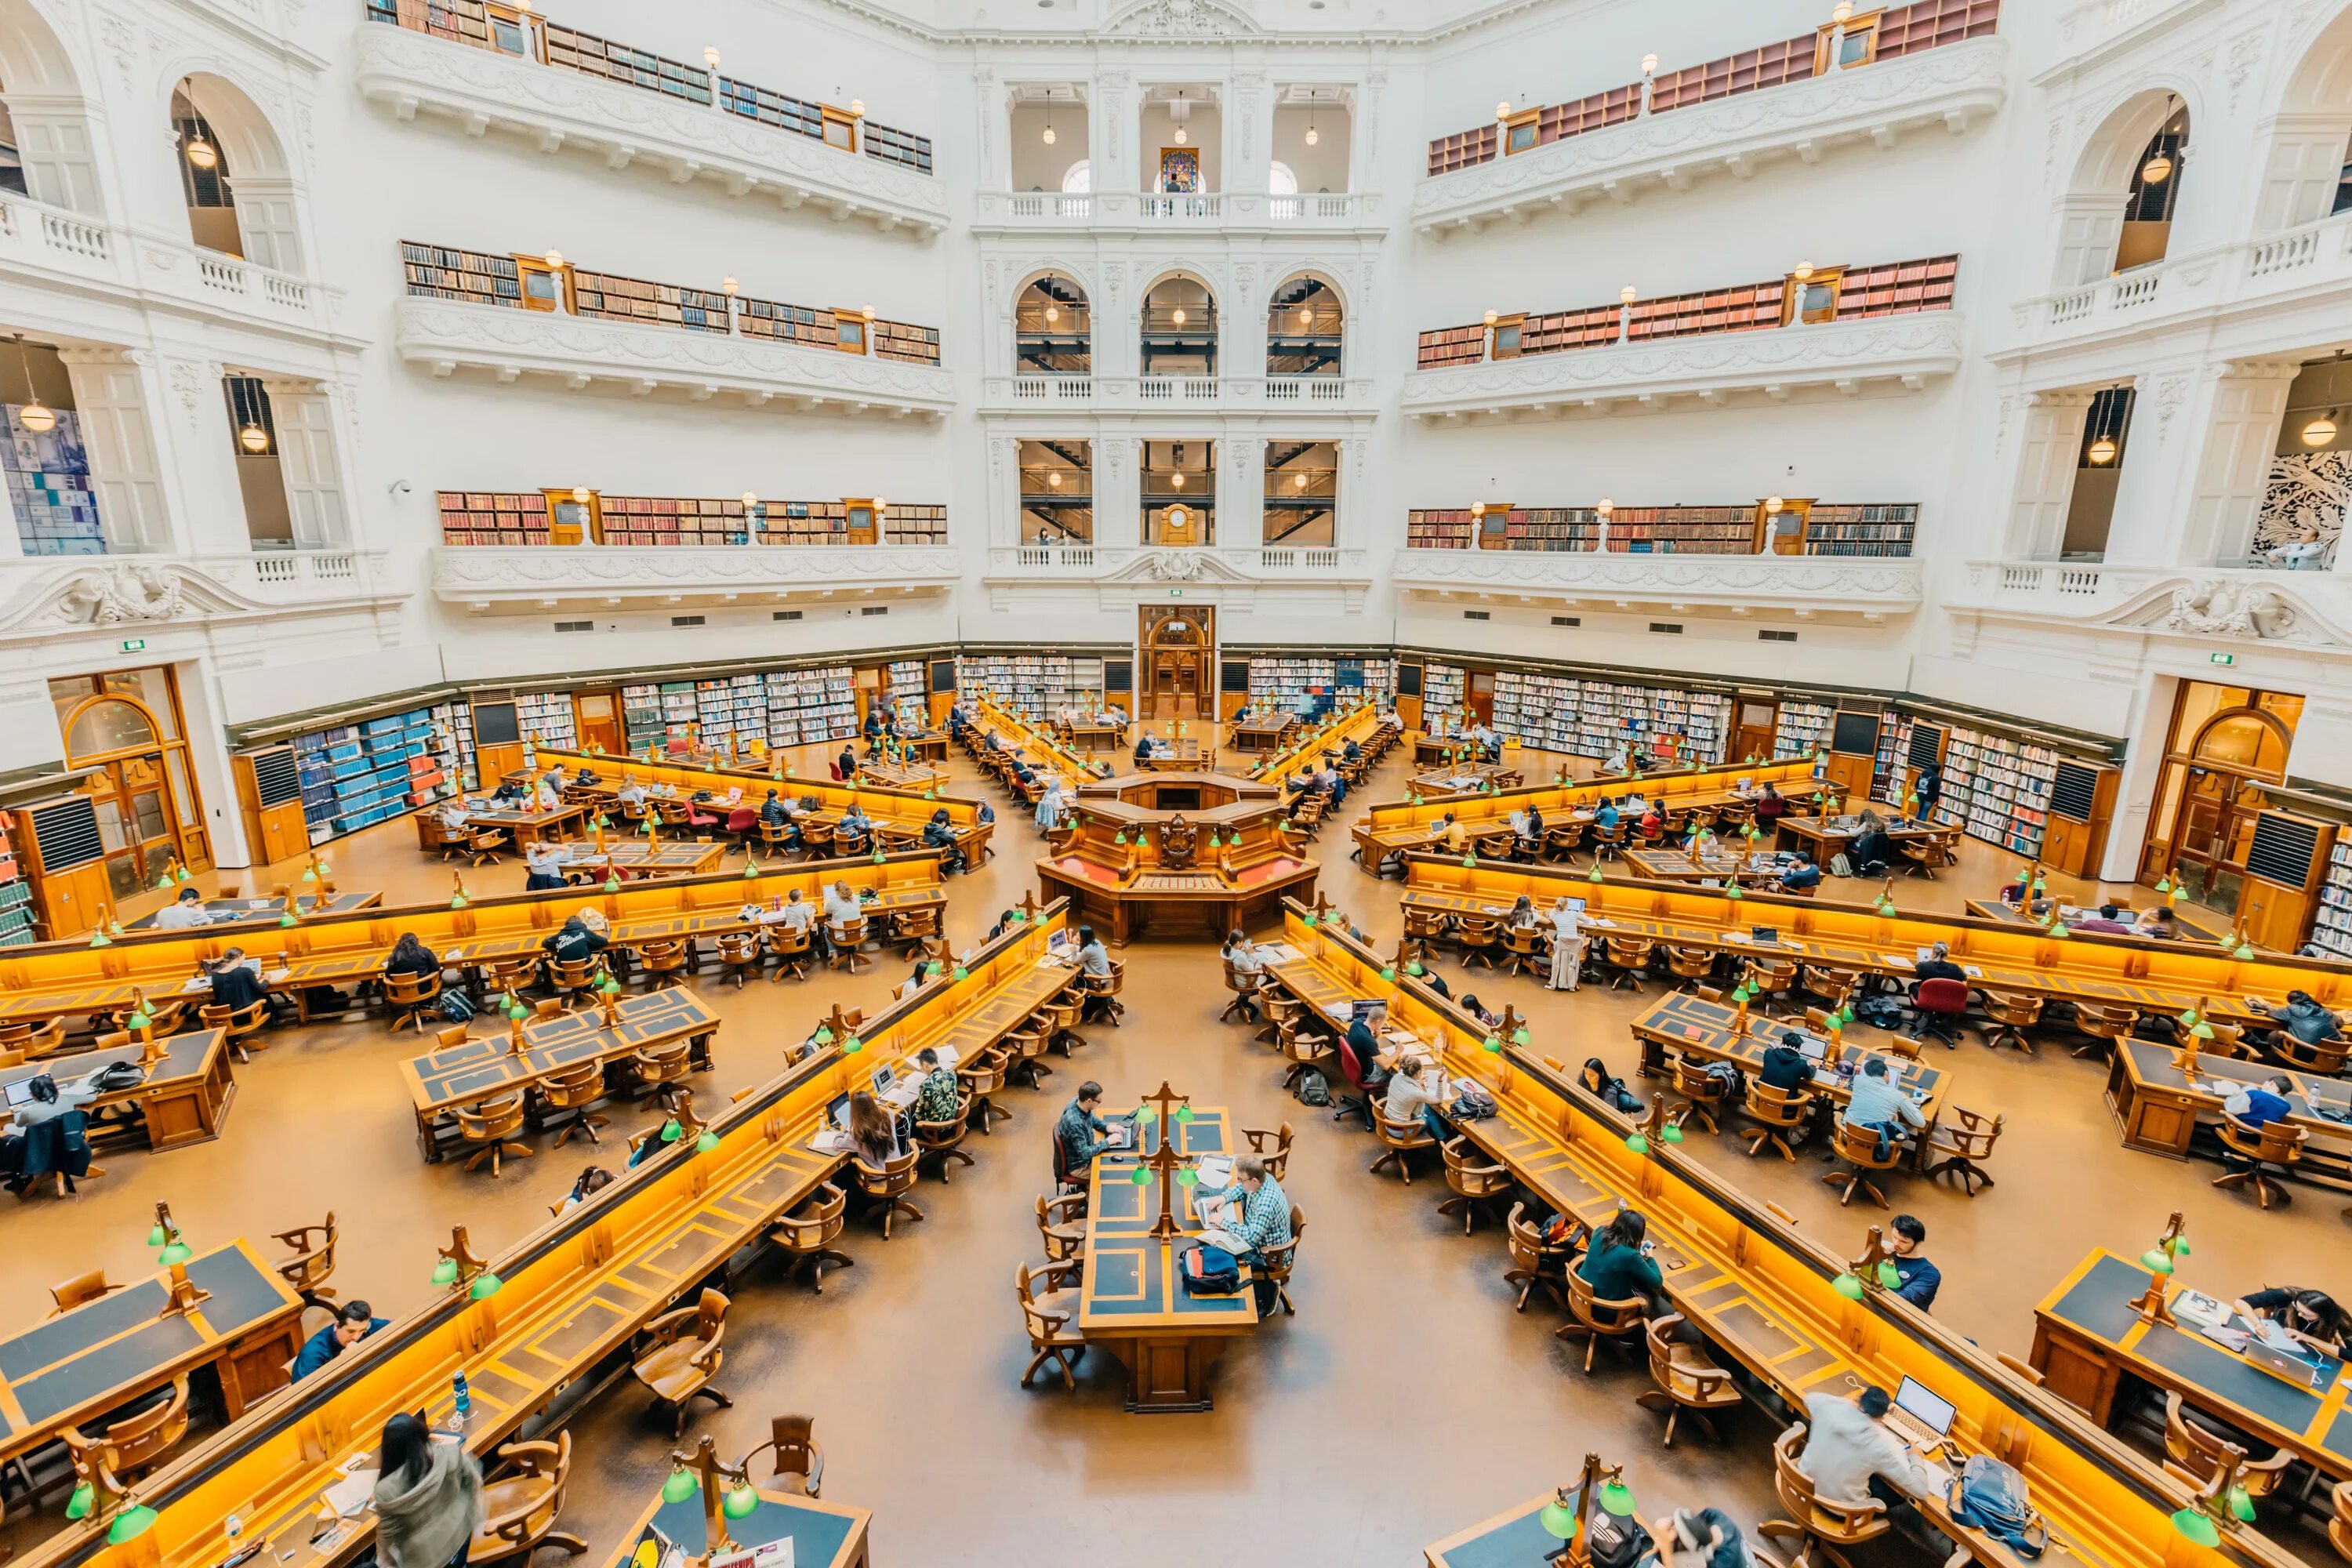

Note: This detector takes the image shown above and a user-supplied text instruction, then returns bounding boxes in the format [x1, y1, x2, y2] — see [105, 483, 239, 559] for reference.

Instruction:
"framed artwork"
[1158, 147, 1200, 193]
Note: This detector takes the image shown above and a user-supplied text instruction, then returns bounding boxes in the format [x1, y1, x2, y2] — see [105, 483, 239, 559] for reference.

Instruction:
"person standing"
[371, 1412, 484, 1568]
[1547, 896, 1585, 991]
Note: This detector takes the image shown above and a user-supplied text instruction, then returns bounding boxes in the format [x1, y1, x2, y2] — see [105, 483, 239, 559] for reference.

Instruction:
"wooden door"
[1137, 605, 1214, 719]
[1468, 670, 1495, 727]
[1732, 699, 1778, 764]
[573, 691, 623, 756]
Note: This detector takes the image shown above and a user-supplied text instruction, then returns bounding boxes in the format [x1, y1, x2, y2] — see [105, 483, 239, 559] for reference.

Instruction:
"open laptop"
[3, 1079, 38, 1109]
[1886, 1376, 1957, 1452]
[1796, 1036, 1830, 1065]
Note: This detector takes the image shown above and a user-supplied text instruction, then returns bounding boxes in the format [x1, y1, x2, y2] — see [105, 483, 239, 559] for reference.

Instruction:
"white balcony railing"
[397, 298, 953, 419]
[982, 374, 1375, 415]
[1391, 546, 1924, 621]
[0, 550, 399, 646]
[984, 545, 1372, 585]
[0, 191, 351, 343]
[973, 189, 1384, 234]
[1947, 558, 2352, 648]
[431, 543, 963, 612]
[2016, 211, 2352, 349]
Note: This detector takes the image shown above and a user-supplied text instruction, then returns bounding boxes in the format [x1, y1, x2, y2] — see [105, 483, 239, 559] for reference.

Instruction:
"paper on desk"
[1195, 1155, 1234, 1187]
[1878, 953, 1913, 969]
[321, 1469, 377, 1519]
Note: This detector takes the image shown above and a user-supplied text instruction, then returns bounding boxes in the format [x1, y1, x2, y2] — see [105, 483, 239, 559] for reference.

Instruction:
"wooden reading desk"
[401, 988, 720, 1162]
[0, 1240, 303, 1465]
[1229, 715, 1294, 753]
[1039, 769, 1317, 942]
[1967, 898, 2238, 948]
[1065, 717, 1125, 750]
[1248, 701, 1386, 794]
[1775, 812, 1951, 861]
[1078, 1104, 1258, 1411]
[611, 1484, 870, 1568]
[1135, 737, 1206, 771]
[2033, 1249, 2352, 1482]
[125, 894, 381, 931]
[855, 757, 946, 793]
[0, 1029, 233, 1152]
[1622, 844, 1802, 885]
[532, 747, 985, 844]
[448, 803, 590, 848]
[2105, 1037, 2352, 1181]
[1411, 760, 1521, 798]
[546, 840, 727, 878]
[1261, 905, 2309, 1568]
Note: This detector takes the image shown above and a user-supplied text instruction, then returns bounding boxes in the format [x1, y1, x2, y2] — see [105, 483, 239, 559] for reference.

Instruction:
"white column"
[1228, 260, 1268, 386]
[260, 377, 351, 547]
[229, 176, 306, 275]
[1098, 435, 1141, 550]
[1221, 435, 1261, 547]
[1096, 71, 1135, 199]
[142, 354, 251, 555]
[1228, 71, 1267, 196]
[2003, 390, 2093, 559]
[55, 347, 175, 553]
[1346, 72, 1381, 194]
[4, 95, 105, 216]
[975, 68, 1006, 192]
[2107, 361, 2299, 566]
[987, 434, 1018, 545]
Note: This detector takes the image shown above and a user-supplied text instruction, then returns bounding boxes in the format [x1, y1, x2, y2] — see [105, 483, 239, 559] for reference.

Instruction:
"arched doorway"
[53, 671, 212, 900]
[2140, 685, 2303, 913]
[1138, 605, 1214, 720]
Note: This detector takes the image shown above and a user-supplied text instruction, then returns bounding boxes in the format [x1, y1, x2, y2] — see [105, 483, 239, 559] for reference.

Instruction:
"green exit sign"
[118, 638, 146, 653]
[2209, 652, 2235, 666]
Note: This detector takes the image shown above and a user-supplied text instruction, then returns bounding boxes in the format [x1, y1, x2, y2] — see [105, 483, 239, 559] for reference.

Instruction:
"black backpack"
[1296, 1069, 1331, 1107]
[1181, 1243, 1242, 1296]
[1584, 1508, 1654, 1568]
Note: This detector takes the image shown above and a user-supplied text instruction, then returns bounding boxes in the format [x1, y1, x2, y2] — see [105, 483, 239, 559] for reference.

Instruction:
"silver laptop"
[1887, 1376, 1956, 1449]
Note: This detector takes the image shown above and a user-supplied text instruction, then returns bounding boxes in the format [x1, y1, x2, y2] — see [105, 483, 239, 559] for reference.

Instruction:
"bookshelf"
[1406, 510, 1475, 550]
[399, 242, 522, 307]
[956, 655, 1105, 720]
[2310, 836, 2352, 960]
[1247, 655, 1392, 714]
[601, 495, 749, 547]
[543, 24, 713, 106]
[1421, 664, 1468, 736]
[1772, 700, 1836, 760]
[887, 659, 927, 728]
[1871, 714, 1912, 804]
[0, 813, 29, 946]
[693, 675, 765, 750]
[569, 269, 731, 333]
[1941, 724, 2058, 858]
[437, 492, 550, 546]
[1490, 670, 1732, 762]
[437, 490, 946, 547]
[5, 406, 103, 557]
[515, 691, 577, 750]
[1803, 504, 1918, 557]
[764, 666, 859, 748]
[881, 504, 948, 545]
[1415, 325, 1486, 369]
[294, 702, 468, 846]
[622, 682, 689, 752]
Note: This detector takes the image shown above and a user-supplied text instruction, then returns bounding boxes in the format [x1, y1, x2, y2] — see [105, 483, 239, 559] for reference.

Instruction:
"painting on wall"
[2255, 449, 2351, 569]
[1157, 147, 1200, 193]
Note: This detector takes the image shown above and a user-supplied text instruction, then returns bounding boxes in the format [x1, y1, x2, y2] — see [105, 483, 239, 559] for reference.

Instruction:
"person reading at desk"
[1383, 1051, 1450, 1143]
[1842, 1057, 1923, 1163]
[1577, 1209, 1664, 1317]
[530, 771, 564, 811]
[2230, 1287, 2352, 1356]
[923, 808, 967, 875]
[1440, 813, 1468, 854]
[1075, 927, 1119, 1024]
[2223, 1074, 2296, 1130]
[1594, 797, 1621, 833]
[1907, 942, 1966, 1000]
[1197, 1153, 1291, 1315]
[372, 1412, 484, 1568]
[1133, 732, 1158, 764]
[2136, 906, 2179, 940]
[1506, 895, 1538, 932]
[845, 1090, 902, 1170]
[2250, 989, 2343, 1053]
[209, 947, 291, 1022]
[561, 1165, 613, 1213]
[821, 880, 864, 960]
[1034, 777, 1065, 832]
[1846, 813, 1894, 877]
[293, 1299, 389, 1381]
[542, 909, 608, 967]
[488, 778, 528, 808]
[1794, 1386, 1945, 1534]
[912, 1047, 960, 1126]
[1776, 849, 1823, 894]
[1222, 931, 1265, 1024]
[1759, 1031, 1818, 1095]
[383, 932, 441, 988]
[1753, 784, 1788, 829]
[1054, 1080, 1118, 1186]
[2073, 904, 2134, 935]
[153, 886, 209, 929]
[1886, 1215, 1940, 1312]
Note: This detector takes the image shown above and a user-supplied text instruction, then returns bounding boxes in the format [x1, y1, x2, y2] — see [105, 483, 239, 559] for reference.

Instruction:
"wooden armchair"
[0, 1016, 70, 1062]
[1923, 1105, 2003, 1196]
[714, 932, 761, 987]
[1821, 1118, 1902, 1209]
[766, 924, 813, 982]
[270, 1214, 339, 1309]
[752, 1414, 824, 1500]
[456, 1093, 534, 1175]
[1742, 957, 1798, 1014]
[1001, 1023, 1054, 1091]
[1240, 1121, 1295, 1181]
[1897, 834, 1958, 878]
[956, 1047, 1014, 1133]
[1599, 935, 1654, 993]
[1277, 1017, 1340, 1098]
[894, 905, 942, 956]
[2162, 1392, 2292, 1509]
[1663, 946, 1719, 985]
[382, 969, 443, 1033]
[1558, 1266, 1649, 1374]
[1743, 1083, 1816, 1163]
[1220, 961, 1265, 1025]
[1980, 989, 2044, 1056]
[625, 1040, 692, 1109]
[63, 1376, 191, 1483]
[629, 1289, 732, 1436]
[915, 1094, 977, 1184]
[2070, 1000, 2141, 1062]
[1017, 1259, 1087, 1390]
[481, 955, 540, 1000]
[1402, 906, 1450, 944]
[1437, 1135, 1511, 1235]
[1638, 1313, 1741, 1446]
[2331, 1479, 2352, 1563]
[545, 957, 601, 1010]
[1367, 1100, 1439, 1183]
[635, 938, 690, 989]
[2268, 1033, 2350, 1076]
[768, 1184, 854, 1293]
[1258, 1205, 1307, 1316]
[467, 826, 510, 867]
[1041, 993, 1087, 1057]
[1455, 916, 1502, 970]
[1668, 1057, 1730, 1136]
[755, 820, 797, 861]
[1501, 926, 1545, 979]
[854, 1148, 925, 1238]
[2214, 1115, 2307, 1210]
[535, 1062, 609, 1149]
[470, 1432, 587, 1566]
[1504, 1202, 1575, 1313]
[828, 916, 869, 973]
[48, 1269, 122, 1316]
[199, 1000, 271, 1064]
[1541, 822, 1585, 864]
[1035, 1193, 1087, 1265]
[1759, 1423, 1889, 1566]
[1798, 965, 1860, 1011]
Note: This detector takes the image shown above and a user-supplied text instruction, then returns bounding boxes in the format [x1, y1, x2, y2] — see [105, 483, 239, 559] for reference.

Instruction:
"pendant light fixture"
[1043, 89, 1056, 146]
[13, 335, 55, 434]
[1294, 470, 1309, 491]
[2299, 354, 2345, 448]
[1305, 100, 1319, 147]
[2087, 434, 2118, 466]
[2140, 97, 2178, 185]
[1171, 89, 1188, 145]
[180, 78, 218, 171]
[239, 420, 269, 453]
[1171, 271, 1187, 327]
[1047, 470, 1062, 488]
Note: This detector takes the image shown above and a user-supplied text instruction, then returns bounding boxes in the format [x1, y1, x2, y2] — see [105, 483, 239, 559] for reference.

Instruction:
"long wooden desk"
[1629, 989, 1951, 1125]
[2033, 1249, 2352, 1482]
[451, 803, 590, 847]
[532, 747, 988, 853]
[1067, 717, 1124, 749]
[1249, 700, 1386, 793]
[1968, 898, 2238, 949]
[8, 908, 1082, 1568]
[0, 855, 946, 1026]
[612, 1483, 870, 1568]
[1623, 844, 1801, 884]
[1776, 813, 1953, 861]
[0, 1029, 233, 1152]
[1352, 759, 1820, 874]
[125, 894, 380, 931]
[855, 757, 946, 793]
[2105, 1037, 2352, 1181]
[1399, 855, 2352, 1029]
[400, 989, 720, 1161]
[967, 695, 1109, 790]
[1411, 760, 1521, 797]
[1134, 737, 1207, 770]
[1263, 902, 2301, 1568]
[1229, 716, 1294, 753]
[0, 1240, 303, 1465]
[1077, 1104, 1258, 1412]
[546, 840, 728, 878]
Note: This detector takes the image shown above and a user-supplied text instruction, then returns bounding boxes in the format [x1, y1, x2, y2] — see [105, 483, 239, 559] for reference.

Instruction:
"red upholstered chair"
[1911, 978, 1970, 1050]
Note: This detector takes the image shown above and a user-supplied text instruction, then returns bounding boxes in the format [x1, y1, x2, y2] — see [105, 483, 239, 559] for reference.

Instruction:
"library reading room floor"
[4, 741, 2336, 1566]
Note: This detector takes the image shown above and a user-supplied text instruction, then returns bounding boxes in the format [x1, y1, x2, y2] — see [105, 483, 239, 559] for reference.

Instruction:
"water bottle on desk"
[452, 1370, 472, 1430]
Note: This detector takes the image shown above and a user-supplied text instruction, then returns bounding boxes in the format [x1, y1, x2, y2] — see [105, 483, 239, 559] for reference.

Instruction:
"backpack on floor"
[1830, 851, 1855, 877]
[439, 989, 477, 1023]
[1295, 1069, 1331, 1107]
[1855, 993, 1907, 1030]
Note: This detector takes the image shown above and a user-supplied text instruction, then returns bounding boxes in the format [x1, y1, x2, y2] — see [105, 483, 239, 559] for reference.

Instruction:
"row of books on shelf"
[959, 655, 1106, 719]
[1420, 665, 1468, 735]
[1773, 701, 1835, 760]
[295, 702, 471, 844]
[2310, 844, 2352, 956]
[0, 819, 27, 946]
[516, 691, 579, 748]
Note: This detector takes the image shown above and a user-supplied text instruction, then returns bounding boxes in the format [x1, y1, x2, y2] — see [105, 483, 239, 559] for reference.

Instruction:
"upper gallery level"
[1412, 0, 2007, 238]
[354, 0, 948, 237]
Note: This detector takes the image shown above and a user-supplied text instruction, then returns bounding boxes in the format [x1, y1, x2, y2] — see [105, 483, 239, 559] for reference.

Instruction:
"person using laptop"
[2250, 989, 2343, 1054]
[209, 947, 290, 1023]
[1794, 1385, 1944, 1523]
[2230, 1287, 2351, 1356]
[1759, 1031, 1819, 1097]
[152, 886, 211, 930]
[1841, 1057, 1924, 1163]
[1907, 942, 1967, 1000]
[844, 1091, 901, 1170]
[2072, 904, 2135, 935]
[1054, 1081, 1119, 1186]
[1197, 1153, 1291, 1315]
[1775, 849, 1823, 895]
[911, 1047, 961, 1127]
[1886, 1215, 1940, 1311]
[7, 1072, 96, 1131]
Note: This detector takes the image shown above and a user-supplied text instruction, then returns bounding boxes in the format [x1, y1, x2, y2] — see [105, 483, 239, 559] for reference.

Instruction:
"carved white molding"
[1392, 548, 1922, 621]
[1950, 558, 2352, 648]
[1402, 314, 1965, 421]
[394, 299, 953, 419]
[431, 545, 963, 613]
[981, 544, 1370, 613]
[972, 189, 1385, 237]
[1413, 40, 2009, 237]
[0, 551, 401, 644]
[352, 24, 947, 238]
[979, 374, 1377, 419]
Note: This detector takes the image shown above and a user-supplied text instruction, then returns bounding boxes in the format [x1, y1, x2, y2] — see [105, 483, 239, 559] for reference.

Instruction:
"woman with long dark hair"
[371, 1411, 483, 1568]
[846, 1090, 900, 1168]
[1575, 1208, 1662, 1314]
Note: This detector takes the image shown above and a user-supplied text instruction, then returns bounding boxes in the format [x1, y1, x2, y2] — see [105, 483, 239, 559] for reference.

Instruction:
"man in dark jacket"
[1759, 1031, 1818, 1094]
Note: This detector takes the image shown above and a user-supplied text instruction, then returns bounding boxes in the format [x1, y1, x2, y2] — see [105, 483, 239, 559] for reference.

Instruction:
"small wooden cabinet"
[231, 746, 309, 867]
[13, 794, 113, 938]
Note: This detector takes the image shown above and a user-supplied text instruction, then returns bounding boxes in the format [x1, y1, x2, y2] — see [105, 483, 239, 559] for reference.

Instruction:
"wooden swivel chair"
[1402, 906, 1450, 945]
[828, 916, 869, 973]
[457, 1093, 535, 1175]
[1276, 1017, 1340, 1098]
[2331, 1479, 2352, 1563]
[382, 970, 443, 1033]
[1240, 1122, 1295, 1180]
[629, 1290, 732, 1436]
[855, 1148, 925, 1238]
[1258, 1206, 1306, 1316]
[63, 1376, 191, 1483]
[535, 1062, 609, 1149]
[2213, 1116, 2307, 1209]
[2161, 1392, 2292, 1509]
[1501, 925, 1546, 979]
[1979, 989, 2044, 1056]
[625, 1040, 692, 1109]
[1821, 1119, 1902, 1209]
[1436, 1135, 1512, 1234]
[1668, 1057, 1730, 1136]
[1455, 917, 1502, 970]
[270, 1214, 339, 1309]
[1557, 1268, 1649, 1374]
[766, 924, 813, 982]
[467, 826, 510, 867]
[1017, 1260, 1086, 1390]
[714, 933, 762, 987]
[1220, 961, 1265, 1025]
[470, 1433, 588, 1567]
[48, 1269, 122, 1316]
[2070, 1000, 2140, 1062]
[957, 1047, 1014, 1133]
[635, 939, 690, 989]
[544, 957, 601, 1010]
[1035, 1193, 1086, 1265]
[1041, 993, 1087, 1058]
[1638, 1314, 1741, 1446]
[1504, 1202, 1573, 1313]
[894, 906, 942, 958]
[1743, 1083, 1815, 1163]
[1743, 957, 1798, 1016]
[1599, 935, 1654, 993]
[1799, 965, 1860, 1012]
[1541, 822, 1587, 864]
[753, 1414, 825, 1500]
[0, 1017, 69, 1062]
[2268, 1032, 2350, 1076]
[1758, 1423, 1889, 1568]
[770, 1184, 855, 1293]
[914, 1094, 977, 1184]
[1367, 1100, 1439, 1183]
[1663, 946, 1719, 985]
[199, 1000, 271, 1065]
[1923, 1106, 2002, 1196]
[1001, 1023, 1054, 1091]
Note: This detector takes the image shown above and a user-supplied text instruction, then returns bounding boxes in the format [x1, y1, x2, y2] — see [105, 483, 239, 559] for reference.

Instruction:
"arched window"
[66, 699, 158, 759]
[1268, 161, 1298, 196]
[1061, 160, 1091, 194]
